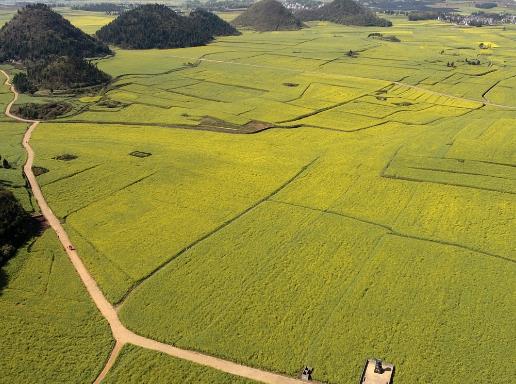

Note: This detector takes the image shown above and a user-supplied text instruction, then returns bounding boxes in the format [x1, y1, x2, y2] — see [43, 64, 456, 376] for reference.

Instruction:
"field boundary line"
[2, 69, 308, 384]
[381, 173, 516, 195]
[270, 199, 514, 264]
[117, 157, 320, 307]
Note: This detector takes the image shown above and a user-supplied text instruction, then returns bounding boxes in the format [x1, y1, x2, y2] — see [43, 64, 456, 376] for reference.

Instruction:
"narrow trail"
[1, 70, 305, 384]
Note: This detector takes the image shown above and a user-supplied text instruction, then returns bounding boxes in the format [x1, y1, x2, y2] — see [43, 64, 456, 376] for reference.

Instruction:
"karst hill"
[297, 0, 392, 27]
[96, 4, 240, 49]
[0, 3, 111, 62]
[232, 0, 304, 31]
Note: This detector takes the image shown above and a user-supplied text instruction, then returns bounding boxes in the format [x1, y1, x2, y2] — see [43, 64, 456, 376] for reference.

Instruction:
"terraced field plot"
[13, 16, 516, 384]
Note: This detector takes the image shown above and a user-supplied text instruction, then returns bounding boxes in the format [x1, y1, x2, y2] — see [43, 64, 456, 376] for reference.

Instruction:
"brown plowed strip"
[1, 70, 304, 384]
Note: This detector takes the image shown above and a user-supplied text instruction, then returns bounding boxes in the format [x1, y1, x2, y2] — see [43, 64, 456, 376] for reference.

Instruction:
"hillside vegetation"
[189, 8, 240, 36]
[0, 4, 111, 94]
[232, 0, 304, 31]
[27, 56, 111, 91]
[0, 188, 36, 265]
[297, 0, 392, 27]
[0, 3, 110, 62]
[96, 4, 239, 49]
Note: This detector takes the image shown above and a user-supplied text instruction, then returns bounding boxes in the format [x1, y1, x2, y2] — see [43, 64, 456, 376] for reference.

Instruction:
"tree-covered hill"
[96, 4, 237, 49]
[189, 8, 241, 37]
[297, 0, 392, 27]
[232, 0, 304, 31]
[0, 3, 111, 62]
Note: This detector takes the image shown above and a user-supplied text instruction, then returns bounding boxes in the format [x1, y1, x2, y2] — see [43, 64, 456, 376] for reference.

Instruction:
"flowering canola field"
[19, 17, 516, 384]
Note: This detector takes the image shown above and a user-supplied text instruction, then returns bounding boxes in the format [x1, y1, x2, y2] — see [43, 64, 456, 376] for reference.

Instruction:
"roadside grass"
[103, 344, 257, 384]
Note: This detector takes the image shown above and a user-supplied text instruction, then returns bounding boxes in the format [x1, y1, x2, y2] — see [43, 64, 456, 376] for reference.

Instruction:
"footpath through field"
[1, 70, 305, 384]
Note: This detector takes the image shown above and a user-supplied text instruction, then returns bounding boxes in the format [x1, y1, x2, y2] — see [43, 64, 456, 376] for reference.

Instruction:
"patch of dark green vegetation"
[283, 82, 299, 87]
[466, 58, 481, 65]
[0, 188, 37, 267]
[96, 4, 239, 49]
[129, 151, 152, 158]
[0, 4, 110, 62]
[297, 0, 392, 27]
[232, 0, 304, 31]
[394, 101, 412, 106]
[0, 155, 12, 170]
[475, 2, 498, 9]
[408, 11, 440, 21]
[368, 32, 400, 42]
[53, 154, 78, 161]
[11, 72, 37, 94]
[189, 8, 240, 36]
[30, 56, 110, 90]
[32, 166, 49, 176]
[12, 102, 72, 120]
[98, 99, 124, 108]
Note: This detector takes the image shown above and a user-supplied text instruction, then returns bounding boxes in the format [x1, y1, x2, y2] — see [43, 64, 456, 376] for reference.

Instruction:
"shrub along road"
[1, 69, 306, 384]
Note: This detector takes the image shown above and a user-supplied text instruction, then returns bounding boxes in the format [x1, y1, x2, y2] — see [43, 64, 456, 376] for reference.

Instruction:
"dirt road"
[1, 70, 304, 384]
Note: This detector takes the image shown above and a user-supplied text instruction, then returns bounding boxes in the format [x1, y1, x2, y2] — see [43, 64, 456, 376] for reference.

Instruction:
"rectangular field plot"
[120, 201, 389, 378]
[31, 123, 332, 302]
[446, 116, 516, 165]
[384, 153, 516, 194]
[119, 203, 515, 384]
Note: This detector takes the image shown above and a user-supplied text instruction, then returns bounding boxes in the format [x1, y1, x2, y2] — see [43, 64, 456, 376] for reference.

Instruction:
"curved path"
[1, 70, 304, 384]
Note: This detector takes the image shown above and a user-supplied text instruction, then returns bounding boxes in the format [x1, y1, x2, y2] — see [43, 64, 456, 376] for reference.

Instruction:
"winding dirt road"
[1, 70, 304, 384]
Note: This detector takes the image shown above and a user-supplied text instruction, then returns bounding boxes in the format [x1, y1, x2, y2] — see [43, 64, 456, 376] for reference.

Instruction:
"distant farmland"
[1, 11, 514, 384]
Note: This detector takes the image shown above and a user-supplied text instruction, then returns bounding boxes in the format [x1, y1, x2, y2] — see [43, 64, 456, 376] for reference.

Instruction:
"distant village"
[438, 12, 516, 26]
[283, 0, 323, 11]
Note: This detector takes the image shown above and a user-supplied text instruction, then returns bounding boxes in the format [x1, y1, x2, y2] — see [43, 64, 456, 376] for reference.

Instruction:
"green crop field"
[0, 73, 114, 383]
[0, 230, 113, 383]
[2, 9, 515, 384]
